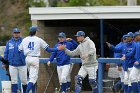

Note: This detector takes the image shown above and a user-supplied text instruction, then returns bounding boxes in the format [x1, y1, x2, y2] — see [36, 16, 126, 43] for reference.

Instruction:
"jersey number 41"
[28, 42, 34, 50]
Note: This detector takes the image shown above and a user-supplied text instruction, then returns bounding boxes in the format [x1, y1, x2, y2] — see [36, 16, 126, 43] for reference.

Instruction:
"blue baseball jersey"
[49, 40, 78, 66]
[114, 42, 124, 58]
[126, 41, 140, 68]
[110, 41, 136, 71]
[113, 42, 124, 66]
[4, 37, 25, 66]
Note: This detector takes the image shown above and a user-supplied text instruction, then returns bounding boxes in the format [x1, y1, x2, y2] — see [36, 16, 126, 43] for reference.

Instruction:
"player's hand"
[106, 42, 111, 48]
[121, 56, 126, 60]
[66, 38, 72, 41]
[47, 61, 51, 66]
[81, 54, 88, 60]
[2, 64, 6, 69]
[134, 61, 139, 65]
[117, 66, 122, 71]
[58, 45, 66, 50]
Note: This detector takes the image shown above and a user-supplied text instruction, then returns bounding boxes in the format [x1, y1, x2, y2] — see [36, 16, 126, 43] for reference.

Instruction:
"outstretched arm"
[106, 42, 122, 53]
[45, 44, 64, 52]
[65, 46, 80, 57]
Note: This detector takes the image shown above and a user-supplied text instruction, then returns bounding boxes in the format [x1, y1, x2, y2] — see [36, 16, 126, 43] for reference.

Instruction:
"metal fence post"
[98, 62, 103, 93]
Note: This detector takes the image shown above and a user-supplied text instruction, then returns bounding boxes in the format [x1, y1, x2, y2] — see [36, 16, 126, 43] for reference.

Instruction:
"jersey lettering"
[28, 42, 34, 50]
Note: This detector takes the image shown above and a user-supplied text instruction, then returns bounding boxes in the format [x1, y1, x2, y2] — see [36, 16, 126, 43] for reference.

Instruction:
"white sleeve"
[65, 46, 80, 57]
[40, 38, 49, 49]
[19, 41, 23, 51]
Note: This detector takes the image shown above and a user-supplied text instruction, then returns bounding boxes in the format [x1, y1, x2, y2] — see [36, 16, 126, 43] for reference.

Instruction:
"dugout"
[29, 6, 140, 92]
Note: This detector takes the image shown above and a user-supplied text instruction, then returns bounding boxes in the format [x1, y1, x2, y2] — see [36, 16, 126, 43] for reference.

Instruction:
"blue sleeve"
[122, 60, 128, 71]
[110, 45, 122, 53]
[48, 44, 57, 62]
[0, 56, 2, 61]
[45, 47, 58, 52]
[69, 39, 78, 50]
[4, 42, 9, 60]
[49, 52, 57, 62]
[138, 59, 140, 63]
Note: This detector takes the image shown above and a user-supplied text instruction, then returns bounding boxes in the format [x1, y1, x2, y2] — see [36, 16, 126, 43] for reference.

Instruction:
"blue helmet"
[12, 28, 20, 33]
[127, 32, 133, 38]
[75, 31, 85, 36]
[29, 26, 38, 32]
[134, 31, 140, 37]
[58, 32, 66, 38]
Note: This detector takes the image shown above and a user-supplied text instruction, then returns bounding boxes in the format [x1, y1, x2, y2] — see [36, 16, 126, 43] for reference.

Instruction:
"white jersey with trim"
[19, 36, 49, 56]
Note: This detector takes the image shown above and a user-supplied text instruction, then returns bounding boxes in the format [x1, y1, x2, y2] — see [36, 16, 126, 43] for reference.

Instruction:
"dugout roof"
[29, 6, 140, 20]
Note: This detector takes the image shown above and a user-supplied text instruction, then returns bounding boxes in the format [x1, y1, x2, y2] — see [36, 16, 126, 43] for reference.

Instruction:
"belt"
[27, 55, 39, 57]
[31, 56, 38, 57]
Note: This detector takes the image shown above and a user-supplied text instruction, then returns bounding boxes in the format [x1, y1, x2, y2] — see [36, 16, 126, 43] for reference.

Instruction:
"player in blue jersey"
[4, 28, 27, 93]
[112, 35, 127, 93]
[122, 31, 140, 93]
[47, 32, 78, 93]
[106, 32, 136, 93]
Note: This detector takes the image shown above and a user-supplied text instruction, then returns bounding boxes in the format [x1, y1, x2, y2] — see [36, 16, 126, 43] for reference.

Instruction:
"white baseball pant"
[57, 64, 71, 83]
[78, 65, 98, 79]
[25, 56, 39, 84]
[129, 66, 140, 83]
[123, 68, 132, 85]
[9, 65, 27, 85]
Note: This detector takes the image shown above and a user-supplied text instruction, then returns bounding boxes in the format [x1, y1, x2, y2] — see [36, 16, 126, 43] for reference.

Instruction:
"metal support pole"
[98, 62, 103, 93]
[100, 19, 104, 57]
[99, 19, 104, 93]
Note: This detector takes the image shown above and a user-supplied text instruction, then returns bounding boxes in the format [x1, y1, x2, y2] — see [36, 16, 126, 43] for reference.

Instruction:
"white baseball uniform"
[19, 36, 49, 84]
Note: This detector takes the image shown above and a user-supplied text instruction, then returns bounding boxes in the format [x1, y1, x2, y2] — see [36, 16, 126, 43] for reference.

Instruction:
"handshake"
[57, 44, 66, 50]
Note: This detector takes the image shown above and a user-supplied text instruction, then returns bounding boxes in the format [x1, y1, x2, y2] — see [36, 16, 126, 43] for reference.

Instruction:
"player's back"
[21, 36, 48, 57]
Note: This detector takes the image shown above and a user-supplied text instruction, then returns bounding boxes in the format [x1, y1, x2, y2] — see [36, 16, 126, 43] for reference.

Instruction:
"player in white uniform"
[61, 31, 98, 93]
[19, 26, 63, 93]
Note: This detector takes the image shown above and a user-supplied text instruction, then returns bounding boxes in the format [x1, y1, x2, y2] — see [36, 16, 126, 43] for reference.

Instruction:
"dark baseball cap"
[12, 28, 20, 33]
[75, 31, 85, 36]
[58, 32, 66, 38]
[29, 26, 38, 32]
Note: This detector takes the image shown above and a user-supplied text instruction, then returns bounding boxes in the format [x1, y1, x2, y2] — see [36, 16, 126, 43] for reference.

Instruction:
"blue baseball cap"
[134, 31, 140, 37]
[75, 31, 85, 37]
[122, 35, 127, 39]
[58, 32, 66, 38]
[127, 32, 133, 38]
[29, 26, 38, 32]
[12, 28, 20, 33]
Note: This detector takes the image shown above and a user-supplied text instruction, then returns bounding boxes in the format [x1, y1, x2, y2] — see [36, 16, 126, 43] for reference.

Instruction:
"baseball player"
[61, 31, 98, 93]
[47, 32, 78, 93]
[112, 35, 127, 92]
[134, 31, 140, 42]
[4, 28, 27, 93]
[18, 26, 64, 93]
[106, 32, 136, 93]
[122, 31, 140, 93]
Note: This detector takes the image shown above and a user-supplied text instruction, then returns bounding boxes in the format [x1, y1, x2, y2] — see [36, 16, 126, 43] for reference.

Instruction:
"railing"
[39, 58, 81, 93]
[98, 58, 123, 93]
[39, 58, 123, 93]
[39, 58, 81, 64]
